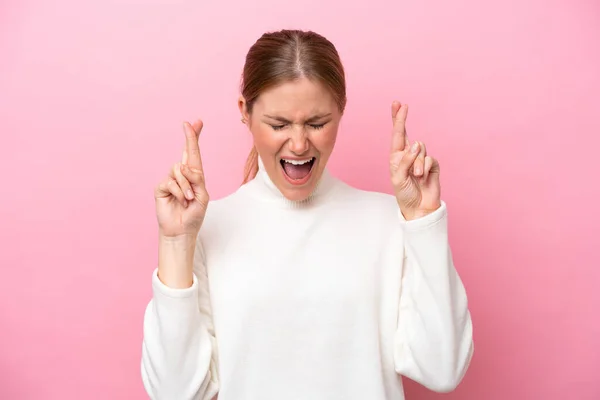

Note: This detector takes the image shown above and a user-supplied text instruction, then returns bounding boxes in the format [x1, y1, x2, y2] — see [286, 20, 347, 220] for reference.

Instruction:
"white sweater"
[141, 164, 474, 400]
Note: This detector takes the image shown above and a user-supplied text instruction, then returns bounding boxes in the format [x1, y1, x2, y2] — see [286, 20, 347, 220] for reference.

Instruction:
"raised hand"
[389, 102, 441, 220]
[154, 120, 210, 238]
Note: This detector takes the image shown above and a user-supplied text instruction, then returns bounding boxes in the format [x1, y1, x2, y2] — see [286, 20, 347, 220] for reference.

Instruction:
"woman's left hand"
[389, 101, 442, 220]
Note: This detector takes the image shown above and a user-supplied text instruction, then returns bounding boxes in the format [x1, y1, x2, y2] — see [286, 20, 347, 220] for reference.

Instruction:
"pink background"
[1, 0, 599, 399]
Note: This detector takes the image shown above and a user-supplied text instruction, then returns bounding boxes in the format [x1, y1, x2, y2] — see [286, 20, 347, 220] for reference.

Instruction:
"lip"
[280, 156, 315, 161]
[280, 157, 316, 186]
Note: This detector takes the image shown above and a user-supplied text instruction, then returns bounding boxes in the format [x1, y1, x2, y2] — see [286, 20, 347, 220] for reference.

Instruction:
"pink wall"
[1, 0, 599, 398]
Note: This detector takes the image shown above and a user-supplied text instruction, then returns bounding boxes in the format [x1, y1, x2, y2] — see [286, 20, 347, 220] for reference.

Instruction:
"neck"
[245, 156, 336, 208]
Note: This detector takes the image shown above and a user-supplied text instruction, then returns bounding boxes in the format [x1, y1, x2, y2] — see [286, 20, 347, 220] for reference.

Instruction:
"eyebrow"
[263, 113, 332, 123]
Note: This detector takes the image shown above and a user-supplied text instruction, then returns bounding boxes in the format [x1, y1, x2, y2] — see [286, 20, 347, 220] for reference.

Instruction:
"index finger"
[391, 102, 409, 152]
[182, 119, 204, 164]
[183, 120, 204, 169]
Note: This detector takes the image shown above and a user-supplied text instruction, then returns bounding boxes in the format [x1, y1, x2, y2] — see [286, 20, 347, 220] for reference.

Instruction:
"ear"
[238, 96, 250, 124]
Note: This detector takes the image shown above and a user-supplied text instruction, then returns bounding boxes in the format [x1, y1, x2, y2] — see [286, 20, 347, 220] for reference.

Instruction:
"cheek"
[250, 125, 284, 153]
[311, 126, 338, 153]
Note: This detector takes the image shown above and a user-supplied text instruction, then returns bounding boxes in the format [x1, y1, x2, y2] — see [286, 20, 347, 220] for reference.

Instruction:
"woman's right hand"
[154, 120, 209, 238]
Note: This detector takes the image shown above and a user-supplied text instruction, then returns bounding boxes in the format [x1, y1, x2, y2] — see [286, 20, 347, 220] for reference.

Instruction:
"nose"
[287, 126, 309, 155]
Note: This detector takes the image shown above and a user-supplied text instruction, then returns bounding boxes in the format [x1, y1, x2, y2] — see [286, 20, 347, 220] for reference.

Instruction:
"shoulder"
[196, 183, 250, 245]
[329, 177, 400, 220]
[202, 183, 249, 226]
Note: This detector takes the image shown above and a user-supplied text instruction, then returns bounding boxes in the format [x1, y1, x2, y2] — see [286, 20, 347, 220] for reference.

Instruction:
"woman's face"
[239, 77, 342, 201]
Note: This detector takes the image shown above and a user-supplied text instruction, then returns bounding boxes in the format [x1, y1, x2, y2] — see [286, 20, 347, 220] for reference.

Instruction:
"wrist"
[400, 204, 441, 221]
[402, 211, 427, 221]
[158, 229, 198, 243]
[157, 234, 197, 289]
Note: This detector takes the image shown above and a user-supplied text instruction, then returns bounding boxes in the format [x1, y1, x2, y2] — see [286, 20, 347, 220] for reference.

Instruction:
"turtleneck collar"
[244, 156, 337, 208]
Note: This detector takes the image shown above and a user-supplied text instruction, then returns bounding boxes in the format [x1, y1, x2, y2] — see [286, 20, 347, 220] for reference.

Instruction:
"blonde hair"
[240, 29, 347, 184]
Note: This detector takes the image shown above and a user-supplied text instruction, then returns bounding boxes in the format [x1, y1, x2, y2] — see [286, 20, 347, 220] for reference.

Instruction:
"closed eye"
[269, 122, 327, 131]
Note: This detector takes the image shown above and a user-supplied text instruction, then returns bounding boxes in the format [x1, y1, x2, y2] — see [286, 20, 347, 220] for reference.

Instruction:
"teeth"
[282, 158, 314, 165]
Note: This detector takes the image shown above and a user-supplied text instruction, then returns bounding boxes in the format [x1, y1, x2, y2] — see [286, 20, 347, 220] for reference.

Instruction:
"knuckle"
[198, 191, 209, 202]
[191, 168, 205, 181]
[197, 195, 210, 209]
[168, 180, 180, 192]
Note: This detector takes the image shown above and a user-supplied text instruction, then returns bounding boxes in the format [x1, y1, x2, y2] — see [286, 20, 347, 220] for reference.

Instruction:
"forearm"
[395, 203, 473, 392]
[142, 269, 218, 399]
[158, 234, 197, 289]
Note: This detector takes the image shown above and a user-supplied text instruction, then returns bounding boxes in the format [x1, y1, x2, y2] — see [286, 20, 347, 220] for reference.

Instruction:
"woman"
[142, 29, 473, 400]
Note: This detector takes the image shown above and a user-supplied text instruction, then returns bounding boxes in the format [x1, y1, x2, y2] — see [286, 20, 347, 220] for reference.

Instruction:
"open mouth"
[280, 157, 316, 184]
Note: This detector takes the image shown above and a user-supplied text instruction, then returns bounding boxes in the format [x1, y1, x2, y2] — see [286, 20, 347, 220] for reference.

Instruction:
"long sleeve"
[141, 239, 219, 400]
[393, 201, 474, 392]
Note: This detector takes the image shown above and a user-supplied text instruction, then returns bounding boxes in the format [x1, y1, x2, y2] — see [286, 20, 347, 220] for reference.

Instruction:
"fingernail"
[186, 189, 194, 200]
[415, 167, 422, 175]
[411, 142, 419, 153]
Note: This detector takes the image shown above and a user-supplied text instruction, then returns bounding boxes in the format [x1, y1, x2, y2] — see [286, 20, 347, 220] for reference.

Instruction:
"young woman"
[142, 29, 474, 400]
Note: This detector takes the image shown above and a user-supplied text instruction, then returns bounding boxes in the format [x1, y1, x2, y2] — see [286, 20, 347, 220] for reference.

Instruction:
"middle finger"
[172, 162, 194, 200]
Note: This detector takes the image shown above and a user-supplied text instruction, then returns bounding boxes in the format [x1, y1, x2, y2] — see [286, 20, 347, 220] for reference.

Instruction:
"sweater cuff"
[398, 201, 447, 232]
[152, 268, 199, 299]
